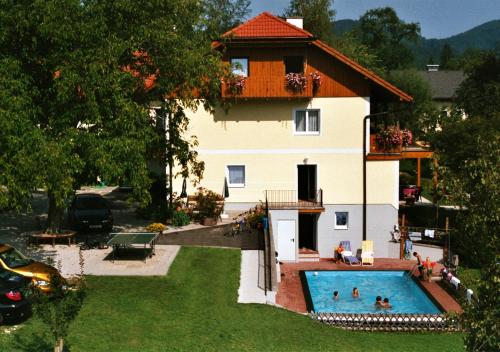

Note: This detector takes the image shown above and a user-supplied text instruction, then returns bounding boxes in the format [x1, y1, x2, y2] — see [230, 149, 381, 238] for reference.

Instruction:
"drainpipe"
[362, 109, 409, 241]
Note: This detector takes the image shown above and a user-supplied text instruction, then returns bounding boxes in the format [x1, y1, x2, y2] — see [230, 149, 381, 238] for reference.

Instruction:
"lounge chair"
[339, 241, 360, 265]
[361, 240, 374, 266]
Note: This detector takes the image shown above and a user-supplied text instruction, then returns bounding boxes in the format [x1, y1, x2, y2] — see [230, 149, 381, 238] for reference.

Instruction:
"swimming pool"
[302, 271, 441, 314]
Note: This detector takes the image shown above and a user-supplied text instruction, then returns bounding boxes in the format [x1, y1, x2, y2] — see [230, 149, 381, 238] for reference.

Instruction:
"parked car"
[0, 267, 32, 324]
[0, 243, 62, 293]
[68, 193, 113, 232]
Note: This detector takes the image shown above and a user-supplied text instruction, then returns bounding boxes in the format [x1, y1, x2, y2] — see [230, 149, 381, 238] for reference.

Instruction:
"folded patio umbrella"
[223, 177, 229, 198]
[180, 178, 187, 198]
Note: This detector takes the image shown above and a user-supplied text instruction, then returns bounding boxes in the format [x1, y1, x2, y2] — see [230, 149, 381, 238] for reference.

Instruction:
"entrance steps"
[299, 248, 320, 262]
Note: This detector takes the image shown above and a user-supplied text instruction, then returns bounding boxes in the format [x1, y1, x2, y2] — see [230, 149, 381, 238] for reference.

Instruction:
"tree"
[356, 7, 420, 71]
[283, 0, 336, 43]
[203, 0, 251, 39]
[0, 0, 225, 231]
[385, 69, 440, 140]
[439, 44, 454, 70]
[330, 32, 382, 74]
[31, 251, 86, 352]
[431, 53, 500, 351]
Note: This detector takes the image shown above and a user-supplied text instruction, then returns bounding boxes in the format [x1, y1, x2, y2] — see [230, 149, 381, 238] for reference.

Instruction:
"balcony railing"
[265, 189, 323, 209]
[222, 76, 313, 99]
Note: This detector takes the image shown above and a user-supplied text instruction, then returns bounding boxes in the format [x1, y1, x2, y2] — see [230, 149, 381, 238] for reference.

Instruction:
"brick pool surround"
[299, 269, 446, 313]
[276, 259, 462, 314]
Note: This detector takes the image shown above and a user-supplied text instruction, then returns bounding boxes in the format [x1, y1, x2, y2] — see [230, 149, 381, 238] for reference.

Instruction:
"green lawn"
[1, 247, 464, 351]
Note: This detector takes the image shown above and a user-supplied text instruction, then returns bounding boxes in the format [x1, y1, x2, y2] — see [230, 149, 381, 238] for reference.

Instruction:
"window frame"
[334, 211, 349, 230]
[293, 108, 321, 135]
[230, 57, 249, 77]
[226, 165, 246, 188]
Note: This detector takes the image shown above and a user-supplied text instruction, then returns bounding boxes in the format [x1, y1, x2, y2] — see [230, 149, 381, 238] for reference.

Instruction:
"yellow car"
[0, 243, 62, 293]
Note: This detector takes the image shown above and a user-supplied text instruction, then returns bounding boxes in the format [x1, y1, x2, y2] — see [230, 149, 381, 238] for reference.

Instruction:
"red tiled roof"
[221, 12, 313, 39]
[217, 12, 412, 102]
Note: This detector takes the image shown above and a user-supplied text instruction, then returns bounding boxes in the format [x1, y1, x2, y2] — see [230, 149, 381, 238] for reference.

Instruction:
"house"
[172, 12, 413, 261]
[417, 65, 465, 113]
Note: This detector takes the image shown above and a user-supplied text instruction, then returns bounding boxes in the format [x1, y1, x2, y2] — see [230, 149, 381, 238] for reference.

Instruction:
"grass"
[1, 247, 464, 351]
[456, 267, 481, 294]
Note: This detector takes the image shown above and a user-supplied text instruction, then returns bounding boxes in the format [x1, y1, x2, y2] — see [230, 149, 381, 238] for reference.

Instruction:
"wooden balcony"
[366, 134, 403, 161]
[265, 189, 324, 213]
[222, 76, 313, 99]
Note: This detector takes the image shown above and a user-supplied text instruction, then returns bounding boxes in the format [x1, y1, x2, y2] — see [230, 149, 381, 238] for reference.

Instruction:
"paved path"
[42, 244, 180, 277]
[238, 250, 267, 304]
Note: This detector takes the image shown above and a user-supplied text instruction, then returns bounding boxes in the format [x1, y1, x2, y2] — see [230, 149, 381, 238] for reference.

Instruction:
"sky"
[250, 0, 500, 39]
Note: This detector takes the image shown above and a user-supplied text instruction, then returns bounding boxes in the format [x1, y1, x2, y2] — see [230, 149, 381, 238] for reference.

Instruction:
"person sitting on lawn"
[352, 287, 359, 298]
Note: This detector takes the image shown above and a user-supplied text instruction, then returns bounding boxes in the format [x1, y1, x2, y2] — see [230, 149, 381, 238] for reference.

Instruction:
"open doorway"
[298, 165, 317, 201]
[298, 213, 317, 250]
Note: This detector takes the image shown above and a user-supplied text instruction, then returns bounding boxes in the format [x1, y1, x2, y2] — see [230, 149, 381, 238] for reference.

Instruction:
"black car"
[0, 268, 32, 324]
[68, 193, 113, 232]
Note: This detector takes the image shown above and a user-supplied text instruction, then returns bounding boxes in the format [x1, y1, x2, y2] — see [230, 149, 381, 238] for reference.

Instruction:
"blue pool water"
[304, 271, 441, 314]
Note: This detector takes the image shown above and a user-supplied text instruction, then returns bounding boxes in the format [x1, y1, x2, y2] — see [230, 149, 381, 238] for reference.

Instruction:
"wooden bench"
[30, 232, 76, 247]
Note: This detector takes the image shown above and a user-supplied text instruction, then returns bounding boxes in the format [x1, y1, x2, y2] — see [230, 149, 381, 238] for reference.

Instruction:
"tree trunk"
[54, 337, 64, 352]
[46, 191, 64, 233]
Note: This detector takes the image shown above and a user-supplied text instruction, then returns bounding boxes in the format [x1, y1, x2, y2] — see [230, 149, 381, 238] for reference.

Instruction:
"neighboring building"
[417, 66, 465, 112]
[173, 12, 413, 261]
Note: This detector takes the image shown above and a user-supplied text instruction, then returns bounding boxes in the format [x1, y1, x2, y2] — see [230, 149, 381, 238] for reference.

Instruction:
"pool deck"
[276, 258, 462, 314]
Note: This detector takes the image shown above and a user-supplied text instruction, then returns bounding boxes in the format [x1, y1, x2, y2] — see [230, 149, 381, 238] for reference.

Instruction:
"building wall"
[222, 45, 370, 98]
[174, 97, 398, 207]
[268, 209, 299, 262]
[316, 204, 398, 259]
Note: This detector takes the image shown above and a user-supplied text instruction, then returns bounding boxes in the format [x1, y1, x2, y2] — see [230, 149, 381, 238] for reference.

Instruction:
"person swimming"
[383, 297, 392, 309]
[375, 296, 383, 308]
[352, 287, 359, 298]
[333, 291, 339, 300]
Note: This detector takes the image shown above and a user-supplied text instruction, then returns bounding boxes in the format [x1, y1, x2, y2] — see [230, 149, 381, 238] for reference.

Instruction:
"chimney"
[286, 17, 303, 29]
[427, 64, 439, 72]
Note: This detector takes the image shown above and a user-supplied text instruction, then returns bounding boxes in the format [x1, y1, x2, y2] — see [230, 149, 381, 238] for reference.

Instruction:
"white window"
[335, 212, 348, 229]
[230, 58, 248, 77]
[227, 165, 245, 187]
[294, 109, 320, 135]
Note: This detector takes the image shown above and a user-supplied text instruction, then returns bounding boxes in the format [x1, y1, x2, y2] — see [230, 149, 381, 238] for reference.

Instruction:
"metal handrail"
[265, 189, 323, 208]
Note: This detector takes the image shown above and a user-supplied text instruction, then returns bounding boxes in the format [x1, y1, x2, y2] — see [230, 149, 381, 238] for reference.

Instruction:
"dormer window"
[285, 56, 304, 74]
[230, 57, 248, 77]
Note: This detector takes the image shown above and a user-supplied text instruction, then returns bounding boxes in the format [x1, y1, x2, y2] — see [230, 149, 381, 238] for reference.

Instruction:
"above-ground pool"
[303, 271, 441, 314]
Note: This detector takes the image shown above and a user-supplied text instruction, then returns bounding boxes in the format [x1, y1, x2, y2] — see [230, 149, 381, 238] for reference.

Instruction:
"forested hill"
[333, 19, 500, 68]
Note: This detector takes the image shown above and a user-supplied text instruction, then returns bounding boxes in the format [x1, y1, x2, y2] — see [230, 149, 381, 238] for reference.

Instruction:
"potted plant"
[225, 74, 246, 95]
[401, 128, 413, 146]
[376, 126, 403, 152]
[194, 187, 223, 226]
[310, 71, 321, 92]
[285, 72, 307, 93]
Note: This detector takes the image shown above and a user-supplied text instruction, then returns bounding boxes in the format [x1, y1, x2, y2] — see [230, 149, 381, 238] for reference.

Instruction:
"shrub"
[172, 210, 190, 227]
[146, 222, 166, 233]
[194, 187, 223, 220]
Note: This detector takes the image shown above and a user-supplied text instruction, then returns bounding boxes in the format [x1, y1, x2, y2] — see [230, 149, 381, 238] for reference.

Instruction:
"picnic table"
[107, 232, 159, 262]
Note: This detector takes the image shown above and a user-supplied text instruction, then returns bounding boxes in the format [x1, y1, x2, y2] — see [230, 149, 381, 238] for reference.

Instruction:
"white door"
[277, 220, 296, 261]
